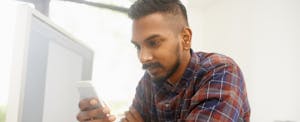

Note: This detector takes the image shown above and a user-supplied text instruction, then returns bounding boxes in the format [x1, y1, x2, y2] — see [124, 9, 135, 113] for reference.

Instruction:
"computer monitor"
[6, 4, 94, 122]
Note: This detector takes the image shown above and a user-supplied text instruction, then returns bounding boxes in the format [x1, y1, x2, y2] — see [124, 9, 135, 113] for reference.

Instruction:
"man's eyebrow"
[144, 35, 160, 42]
[131, 34, 160, 44]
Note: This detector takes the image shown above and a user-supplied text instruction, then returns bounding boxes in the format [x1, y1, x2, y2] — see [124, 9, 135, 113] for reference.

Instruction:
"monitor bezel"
[6, 4, 94, 122]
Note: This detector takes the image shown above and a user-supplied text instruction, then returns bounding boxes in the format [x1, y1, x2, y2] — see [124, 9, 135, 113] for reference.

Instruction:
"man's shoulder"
[194, 51, 239, 70]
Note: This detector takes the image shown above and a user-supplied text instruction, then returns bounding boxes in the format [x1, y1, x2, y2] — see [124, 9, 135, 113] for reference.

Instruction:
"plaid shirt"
[132, 50, 250, 122]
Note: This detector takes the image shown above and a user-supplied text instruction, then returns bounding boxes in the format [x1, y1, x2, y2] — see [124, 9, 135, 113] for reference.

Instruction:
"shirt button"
[165, 103, 170, 108]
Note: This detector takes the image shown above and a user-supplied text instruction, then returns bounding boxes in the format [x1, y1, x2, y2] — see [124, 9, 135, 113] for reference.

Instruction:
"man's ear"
[181, 27, 192, 50]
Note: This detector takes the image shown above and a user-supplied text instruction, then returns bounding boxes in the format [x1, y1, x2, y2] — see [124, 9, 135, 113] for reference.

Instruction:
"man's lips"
[146, 66, 161, 75]
[143, 62, 163, 75]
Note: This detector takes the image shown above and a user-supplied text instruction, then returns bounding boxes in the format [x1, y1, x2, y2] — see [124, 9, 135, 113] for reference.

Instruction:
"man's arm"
[185, 61, 250, 122]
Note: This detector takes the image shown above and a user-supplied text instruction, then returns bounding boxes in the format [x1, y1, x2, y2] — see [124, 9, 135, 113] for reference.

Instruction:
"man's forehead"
[131, 14, 163, 41]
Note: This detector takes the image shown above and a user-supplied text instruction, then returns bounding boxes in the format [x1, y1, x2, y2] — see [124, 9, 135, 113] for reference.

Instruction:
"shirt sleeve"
[185, 57, 250, 122]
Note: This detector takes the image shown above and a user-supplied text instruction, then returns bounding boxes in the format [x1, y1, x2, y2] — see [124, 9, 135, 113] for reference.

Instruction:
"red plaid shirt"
[132, 50, 250, 122]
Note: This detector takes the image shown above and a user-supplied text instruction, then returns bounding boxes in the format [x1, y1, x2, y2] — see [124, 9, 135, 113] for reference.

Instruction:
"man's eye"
[149, 40, 159, 47]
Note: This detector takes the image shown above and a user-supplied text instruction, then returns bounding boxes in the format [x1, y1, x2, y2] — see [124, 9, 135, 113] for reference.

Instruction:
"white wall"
[0, 2, 16, 105]
[188, 0, 300, 121]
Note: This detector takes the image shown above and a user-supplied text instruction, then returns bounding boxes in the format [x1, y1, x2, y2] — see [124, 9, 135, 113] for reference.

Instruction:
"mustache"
[142, 62, 162, 70]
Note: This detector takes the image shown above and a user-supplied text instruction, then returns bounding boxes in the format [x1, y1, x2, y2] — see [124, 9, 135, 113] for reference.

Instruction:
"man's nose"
[139, 49, 153, 64]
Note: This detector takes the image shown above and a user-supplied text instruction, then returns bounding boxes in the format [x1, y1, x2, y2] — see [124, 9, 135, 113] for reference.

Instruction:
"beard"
[143, 44, 181, 85]
[151, 57, 180, 86]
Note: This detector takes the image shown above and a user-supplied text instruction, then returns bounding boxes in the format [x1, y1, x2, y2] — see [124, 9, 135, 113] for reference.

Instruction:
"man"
[77, 0, 250, 121]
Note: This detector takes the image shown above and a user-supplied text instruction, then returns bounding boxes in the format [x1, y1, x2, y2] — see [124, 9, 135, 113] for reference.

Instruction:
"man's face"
[131, 13, 183, 82]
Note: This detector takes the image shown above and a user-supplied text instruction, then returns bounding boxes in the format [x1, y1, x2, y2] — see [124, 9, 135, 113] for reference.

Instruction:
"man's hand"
[121, 107, 143, 122]
[77, 98, 116, 122]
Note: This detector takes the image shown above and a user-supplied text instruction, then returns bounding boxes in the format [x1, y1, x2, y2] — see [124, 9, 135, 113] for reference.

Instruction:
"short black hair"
[128, 0, 189, 26]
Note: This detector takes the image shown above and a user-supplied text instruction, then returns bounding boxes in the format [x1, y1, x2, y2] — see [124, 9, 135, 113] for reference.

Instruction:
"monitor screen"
[6, 5, 93, 122]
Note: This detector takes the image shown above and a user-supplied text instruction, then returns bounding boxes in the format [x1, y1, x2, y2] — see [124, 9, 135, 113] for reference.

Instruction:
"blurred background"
[0, 0, 299, 122]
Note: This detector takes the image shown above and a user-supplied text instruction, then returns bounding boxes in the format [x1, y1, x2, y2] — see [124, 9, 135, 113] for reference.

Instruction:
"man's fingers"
[108, 115, 116, 121]
[77, 111, 90, 121]
[84, 118, 110, 122]
[78, 114, 116, 122]
[84, 119, 107, 122]
[77, 98, 114, 122]
[79, 98, 99, 111]
[85, 120, 101, 122]
[102, 106, 111, 114]
[77, 108, 106, 121]
[129, 107, 143, 121]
